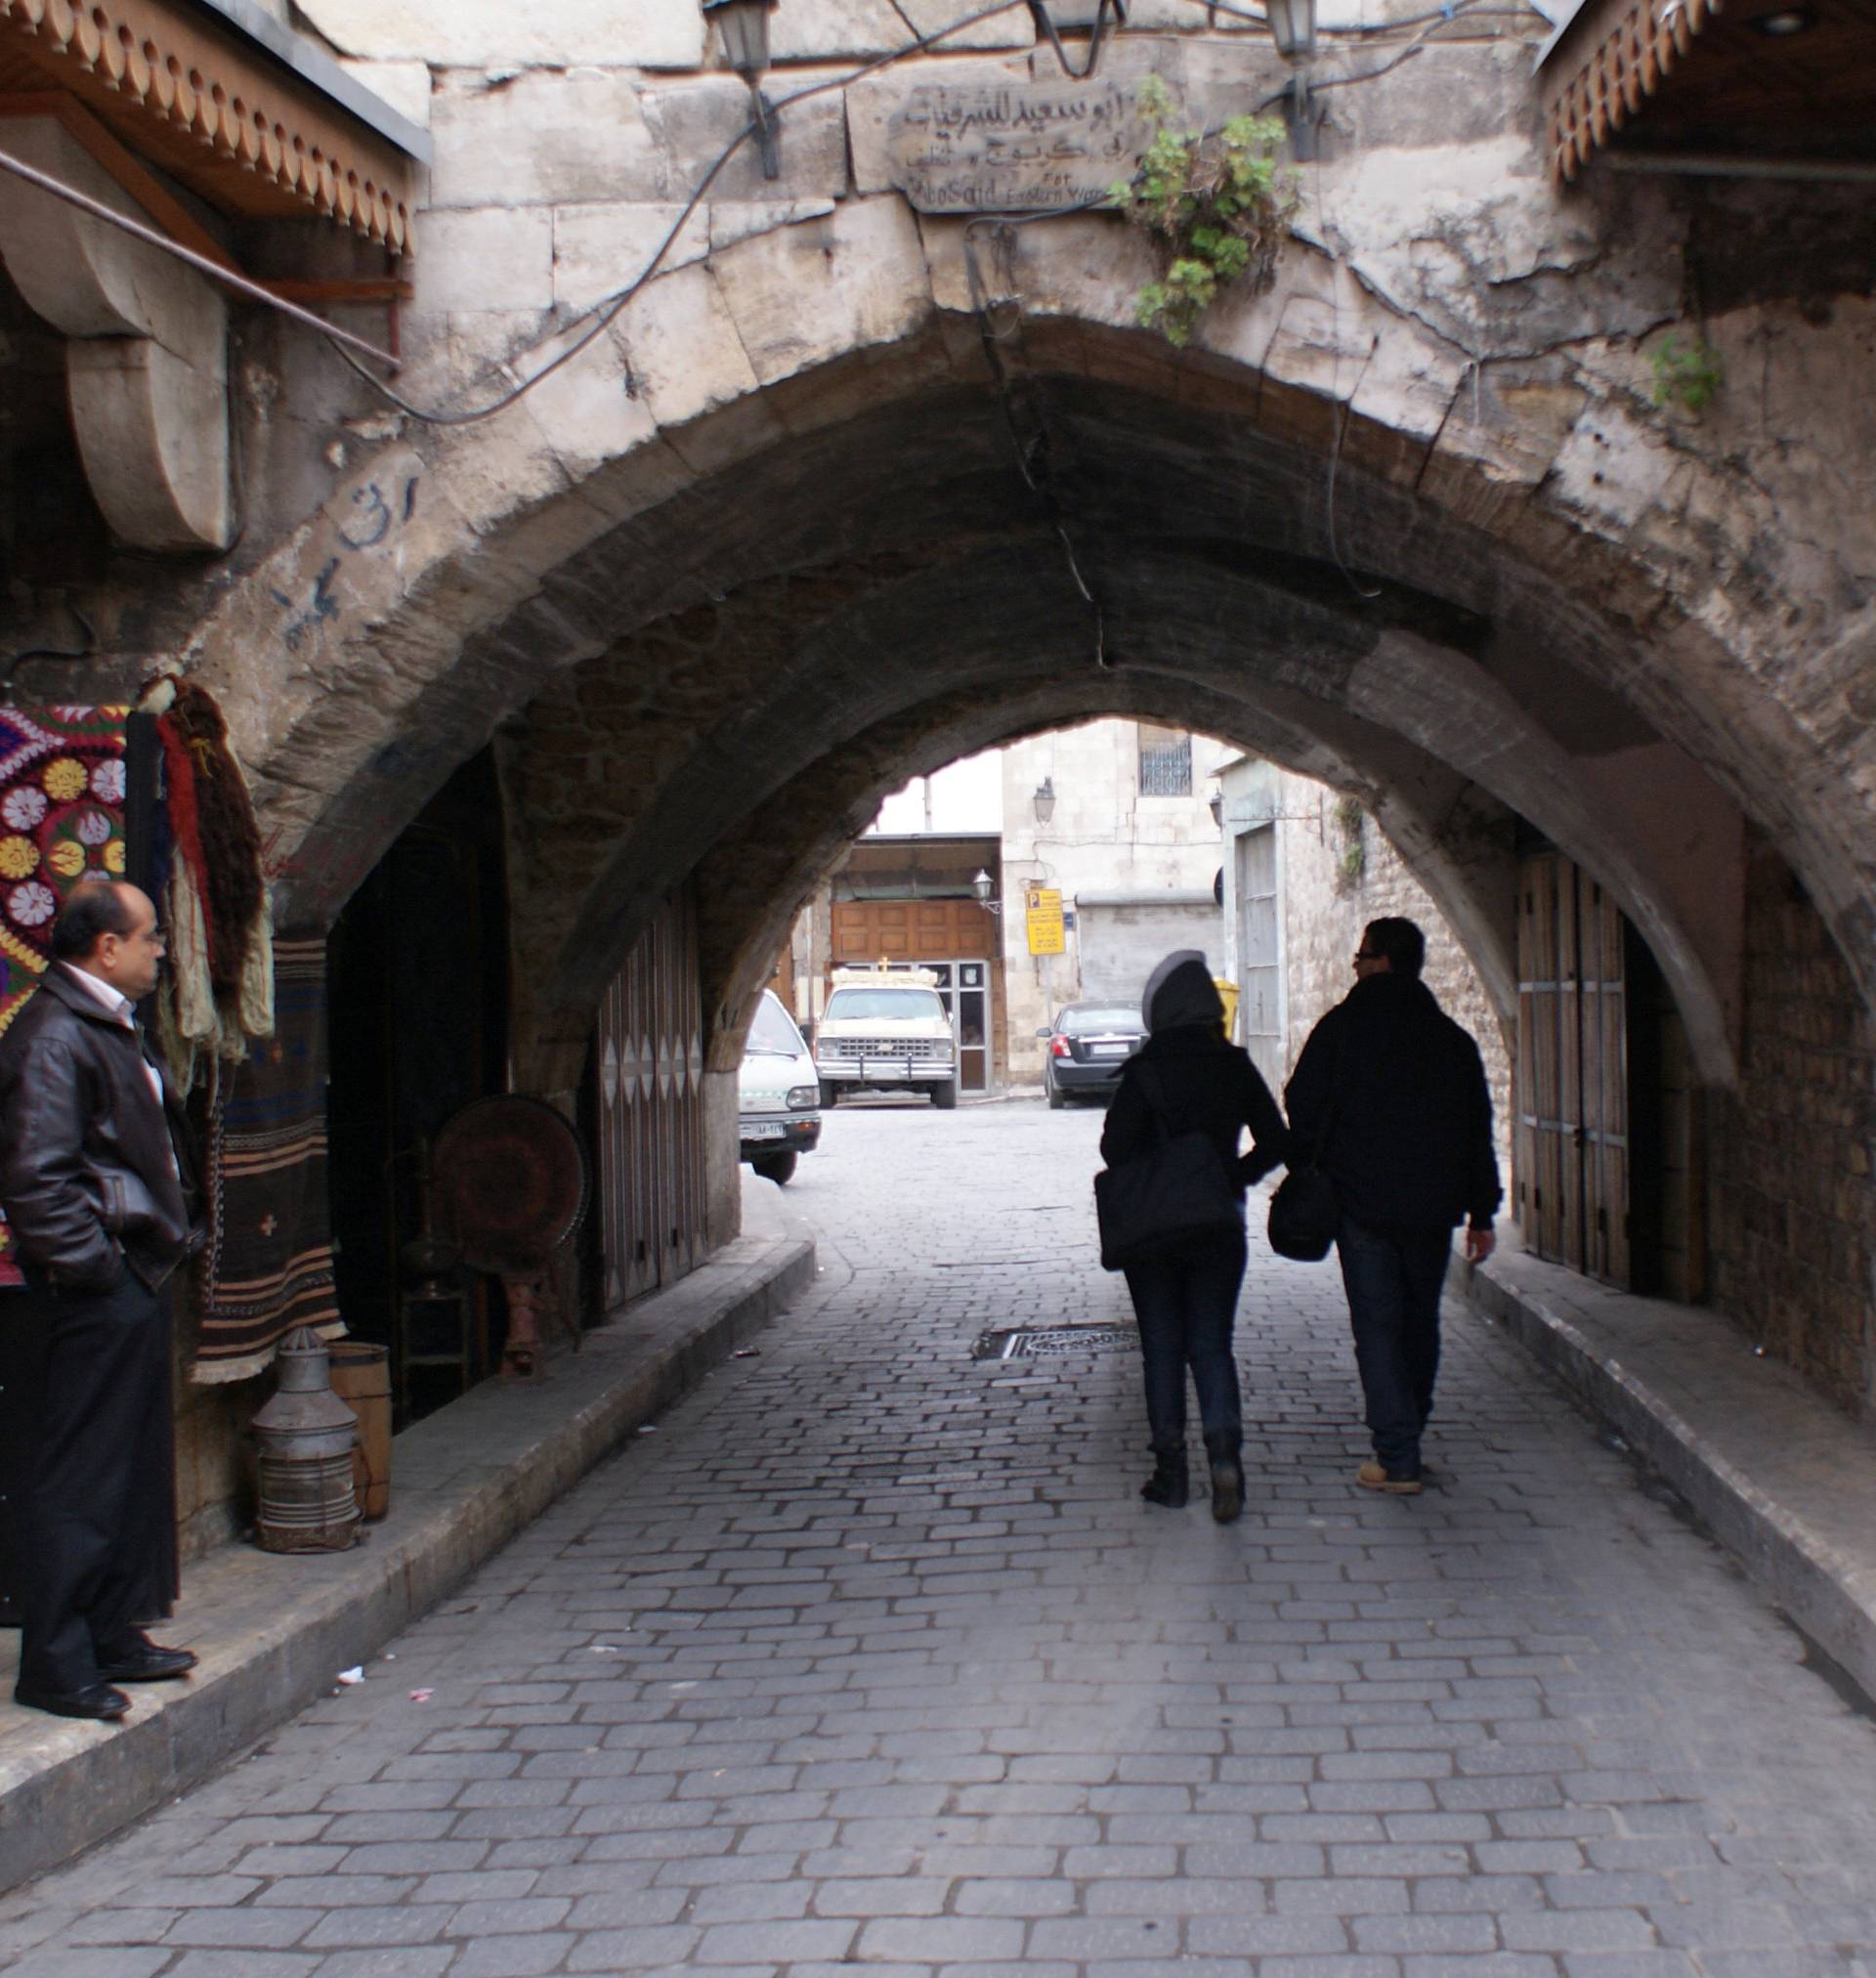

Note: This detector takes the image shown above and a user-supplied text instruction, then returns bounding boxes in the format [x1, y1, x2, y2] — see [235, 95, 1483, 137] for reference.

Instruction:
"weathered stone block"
[429, 68, 665, 209]
[772, 0, 916, 63]
[413, 209, 554, 312]
[898, 0, 1037, 52]
[553, 205, 709, 315]
[639, 72, 851, 205]
[615, 258, 766, 440]
[295, 0, 704, 69]
[336, 58, 433, 129]
[707, 196, 933, 390]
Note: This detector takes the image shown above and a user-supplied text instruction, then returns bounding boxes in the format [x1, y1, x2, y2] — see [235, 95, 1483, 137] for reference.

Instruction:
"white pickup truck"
[813, 968, 959, 1110]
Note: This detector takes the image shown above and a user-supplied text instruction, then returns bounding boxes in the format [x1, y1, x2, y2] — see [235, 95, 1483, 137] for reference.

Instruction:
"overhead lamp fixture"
[1033, 776, 1056, 826]
[1748, 4, 1815, 29]
[701, 0, 782, 179]
[1265, 0, 1317, 60]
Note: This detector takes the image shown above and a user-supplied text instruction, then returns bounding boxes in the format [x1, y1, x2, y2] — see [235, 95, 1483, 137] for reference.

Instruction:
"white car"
[738, 990, 821, 1184]
[813, 968, 959, 1110]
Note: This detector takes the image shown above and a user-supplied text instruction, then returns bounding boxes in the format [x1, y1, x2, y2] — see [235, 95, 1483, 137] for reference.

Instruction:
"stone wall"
[1710, 835, 1876, 1417]
[1226, 764, 1513, 1154]
[1000, 721, 1234, 1071]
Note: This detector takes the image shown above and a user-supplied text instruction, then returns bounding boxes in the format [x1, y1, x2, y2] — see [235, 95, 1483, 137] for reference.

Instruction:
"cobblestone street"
[4, 1097, 1876, 1976]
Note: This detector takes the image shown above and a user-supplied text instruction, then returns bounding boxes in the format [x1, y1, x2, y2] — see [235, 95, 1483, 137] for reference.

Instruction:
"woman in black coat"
[1099, 952, 1289, 1522]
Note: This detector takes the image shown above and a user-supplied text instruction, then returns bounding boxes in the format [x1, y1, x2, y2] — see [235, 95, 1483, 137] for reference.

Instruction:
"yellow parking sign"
[1025, 886, 1065, 956]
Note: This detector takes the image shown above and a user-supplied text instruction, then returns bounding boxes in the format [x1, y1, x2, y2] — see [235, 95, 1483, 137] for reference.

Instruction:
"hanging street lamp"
[702, 0, 782, 179]
[1265, 0, 1317, 59]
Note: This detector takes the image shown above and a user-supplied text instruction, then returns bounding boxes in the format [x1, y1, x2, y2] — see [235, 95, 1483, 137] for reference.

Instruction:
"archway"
[172, 222, 1876, 1412]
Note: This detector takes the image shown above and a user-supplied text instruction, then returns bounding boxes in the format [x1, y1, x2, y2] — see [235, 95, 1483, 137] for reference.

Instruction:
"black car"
[1039, 1002, 1147, 1106]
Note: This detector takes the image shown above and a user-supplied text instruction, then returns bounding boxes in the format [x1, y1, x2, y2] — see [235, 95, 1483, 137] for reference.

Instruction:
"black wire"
[320, 0, 1510, 428]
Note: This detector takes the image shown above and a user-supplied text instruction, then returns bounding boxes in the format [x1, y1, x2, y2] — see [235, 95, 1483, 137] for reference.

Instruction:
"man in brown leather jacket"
[0, 881, 202, 1721]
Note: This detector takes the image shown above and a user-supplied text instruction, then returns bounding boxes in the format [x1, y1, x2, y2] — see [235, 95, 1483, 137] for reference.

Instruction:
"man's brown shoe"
[1357, 1460, 1423, 1496]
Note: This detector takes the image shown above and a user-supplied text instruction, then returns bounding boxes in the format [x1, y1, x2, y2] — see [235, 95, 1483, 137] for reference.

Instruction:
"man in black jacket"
[1285, 917, 1500, 1495]
[0, 881, 201, 1720]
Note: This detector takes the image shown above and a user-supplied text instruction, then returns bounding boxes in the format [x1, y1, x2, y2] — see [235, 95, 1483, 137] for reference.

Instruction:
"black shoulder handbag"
[1093, 1065, 1243, 1272]
[1266, 1097, 1340, 1263]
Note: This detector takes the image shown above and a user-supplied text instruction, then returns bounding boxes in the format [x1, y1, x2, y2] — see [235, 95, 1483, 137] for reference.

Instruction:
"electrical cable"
[0, 0, 1533, 435]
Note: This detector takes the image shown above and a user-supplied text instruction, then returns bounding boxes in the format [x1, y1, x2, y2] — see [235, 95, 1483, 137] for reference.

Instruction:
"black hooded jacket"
[1099, 959, 1289, 1196]
[1284, 970, 1501, 1238]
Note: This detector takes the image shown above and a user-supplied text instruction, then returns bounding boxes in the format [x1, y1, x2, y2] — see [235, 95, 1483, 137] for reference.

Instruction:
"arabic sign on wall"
[886, 77, 1153, 215]
[1026, 886, 1066, 957]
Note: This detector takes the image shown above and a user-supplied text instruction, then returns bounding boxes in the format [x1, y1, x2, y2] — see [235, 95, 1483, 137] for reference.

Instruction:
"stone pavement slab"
[0, 1178, 813, 1896]
[0, 1100, 1873, 1975]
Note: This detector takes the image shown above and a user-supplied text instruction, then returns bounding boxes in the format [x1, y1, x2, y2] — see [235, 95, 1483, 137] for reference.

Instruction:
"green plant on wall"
[1649, 334, 1725, 415]
[1332, 794, 1366, 891]
[1107, 75, 1298, 349]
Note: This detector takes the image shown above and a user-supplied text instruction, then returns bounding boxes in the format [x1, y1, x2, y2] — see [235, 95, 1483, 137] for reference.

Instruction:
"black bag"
[1266, 1164, 1340, 1262]
[1093, 1066, 1242, 1271]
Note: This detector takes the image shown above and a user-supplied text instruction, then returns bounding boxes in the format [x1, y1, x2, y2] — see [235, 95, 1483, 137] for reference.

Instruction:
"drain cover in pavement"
[972, 1323, 1137, 1360]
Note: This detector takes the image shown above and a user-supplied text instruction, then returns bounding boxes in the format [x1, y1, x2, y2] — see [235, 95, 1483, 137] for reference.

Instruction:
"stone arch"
[181, 210, 1869, 1093]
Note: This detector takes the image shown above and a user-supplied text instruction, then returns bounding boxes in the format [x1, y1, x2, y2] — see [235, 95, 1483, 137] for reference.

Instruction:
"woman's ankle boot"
[1140, 1450, 1189, 1508]
[1208, 1445, 1245, 1525]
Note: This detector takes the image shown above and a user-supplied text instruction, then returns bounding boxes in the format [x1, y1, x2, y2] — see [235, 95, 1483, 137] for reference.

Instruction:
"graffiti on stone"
[887, 77, 1153, 215]
[337, 481, 393, 550]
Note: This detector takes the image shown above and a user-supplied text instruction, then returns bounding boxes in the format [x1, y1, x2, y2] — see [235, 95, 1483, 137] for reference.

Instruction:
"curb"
[0, 1226, 815, 1895]
[1464, 1249, 1876, 1708]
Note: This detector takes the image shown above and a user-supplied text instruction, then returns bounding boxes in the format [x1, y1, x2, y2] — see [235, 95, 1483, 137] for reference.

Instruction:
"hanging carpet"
[0, 704, 130, 1290]
[192, 936, 340, 1382]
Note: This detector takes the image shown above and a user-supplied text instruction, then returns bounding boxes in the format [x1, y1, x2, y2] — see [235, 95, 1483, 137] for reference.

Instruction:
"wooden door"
[1514, 851, 1630, 1285]
[596, 885, 707, 1312]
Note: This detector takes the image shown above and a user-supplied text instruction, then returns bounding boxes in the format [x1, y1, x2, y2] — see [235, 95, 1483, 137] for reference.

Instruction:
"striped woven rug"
[192, 936, 342, 1382]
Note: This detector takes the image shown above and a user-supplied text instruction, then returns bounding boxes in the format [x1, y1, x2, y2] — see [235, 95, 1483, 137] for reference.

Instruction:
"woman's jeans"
[1123, 1230, 1247, 1458]
[1335, 1217, 1455, 1475]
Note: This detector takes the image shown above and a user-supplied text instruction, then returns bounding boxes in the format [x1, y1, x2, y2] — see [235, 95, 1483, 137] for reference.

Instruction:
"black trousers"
[14, 1266, 176, 1696]
[1123, 1230, 1247, 1460]
[1335, 1217, 1454, 1473]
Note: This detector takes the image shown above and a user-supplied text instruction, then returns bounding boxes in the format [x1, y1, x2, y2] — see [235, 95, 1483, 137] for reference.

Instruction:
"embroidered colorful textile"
[192, 938, 341, 1382]
[0, 705, 129, 1290]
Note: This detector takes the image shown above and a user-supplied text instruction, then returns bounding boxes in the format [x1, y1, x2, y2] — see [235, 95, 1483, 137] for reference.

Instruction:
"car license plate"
[743, 1121, 787, 1140]
[862, 1059, 909, 1079]
[1090, 1042, 1130, 1056]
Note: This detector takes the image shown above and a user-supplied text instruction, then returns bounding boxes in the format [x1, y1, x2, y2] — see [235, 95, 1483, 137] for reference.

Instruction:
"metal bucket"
[252, 1325, 361, 1553]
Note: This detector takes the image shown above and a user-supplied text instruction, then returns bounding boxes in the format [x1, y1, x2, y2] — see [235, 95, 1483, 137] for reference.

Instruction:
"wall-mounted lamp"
[702, 0, 782, 179]
[1033, 776, 1056, 826]
[1265, 0, 1320, 160]
[1265, 0, 1316, 59]
[1208, 790, 1223, 831]
[971, 869, 1002, 916]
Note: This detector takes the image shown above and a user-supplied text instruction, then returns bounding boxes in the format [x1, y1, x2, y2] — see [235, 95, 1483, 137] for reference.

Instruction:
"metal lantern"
[701, 0, 782, 177]
[1033, 777, 1057, 826]
[1266, 0, 1317, 59]
[702, 0, 777, 79]
[251, 1325, 362, 1553]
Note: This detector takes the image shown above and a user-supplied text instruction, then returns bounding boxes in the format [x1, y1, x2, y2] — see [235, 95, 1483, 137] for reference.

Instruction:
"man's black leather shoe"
[96, 1642, 198, 1684]
[14, 1682, 131, 1721]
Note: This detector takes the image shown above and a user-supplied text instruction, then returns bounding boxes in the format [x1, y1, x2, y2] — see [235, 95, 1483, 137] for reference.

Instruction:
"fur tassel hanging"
[136, 674, 275, 1090]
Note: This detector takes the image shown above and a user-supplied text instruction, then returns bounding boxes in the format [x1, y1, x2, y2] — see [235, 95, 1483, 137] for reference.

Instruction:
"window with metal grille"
[1137, 723, 1192, 797]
